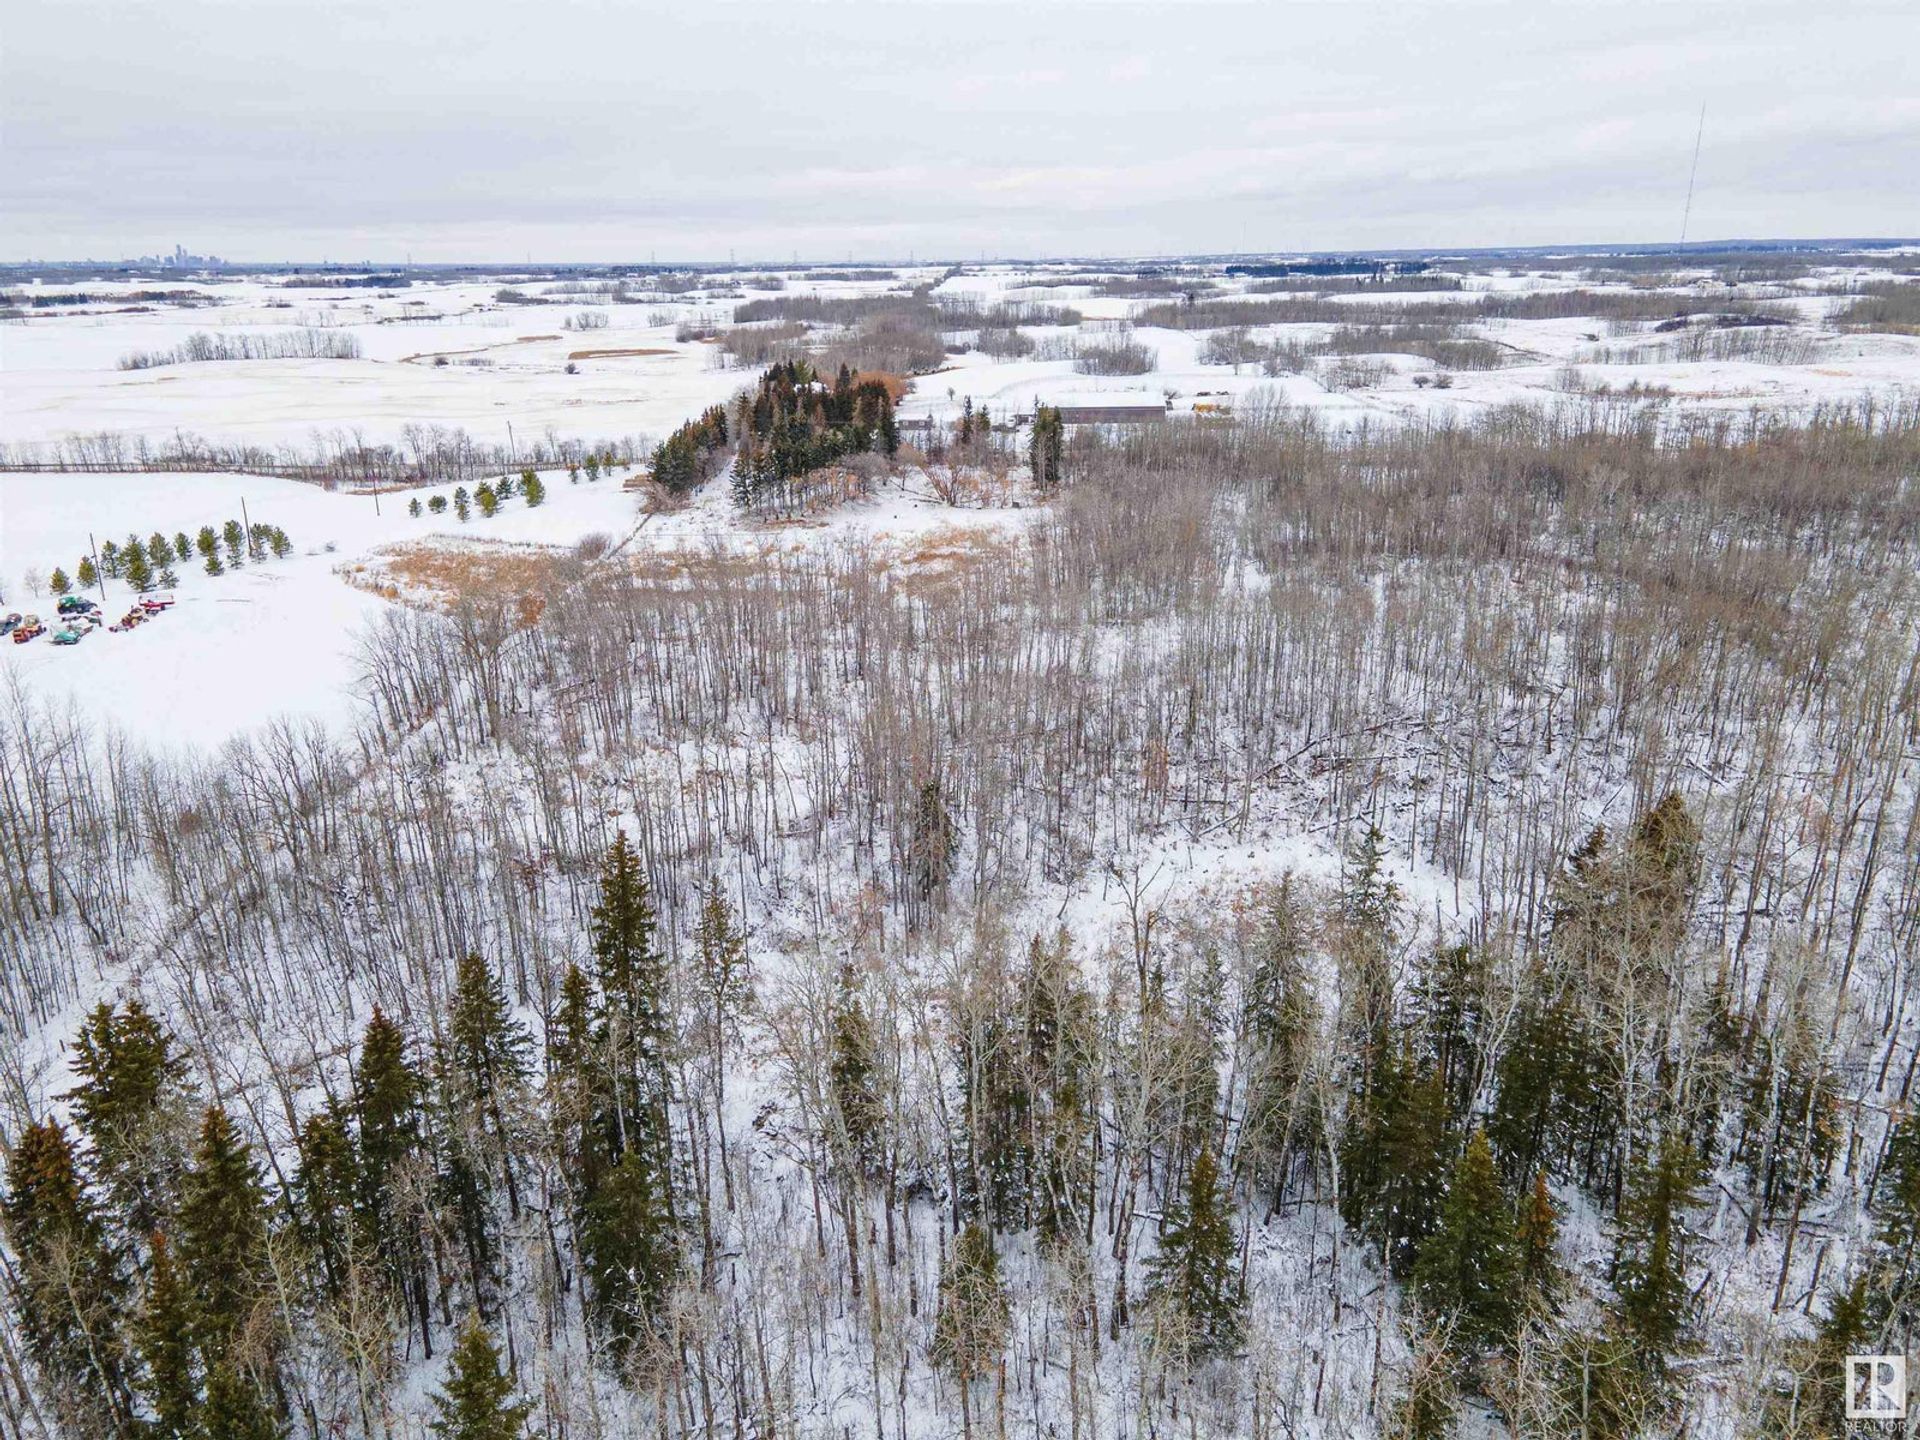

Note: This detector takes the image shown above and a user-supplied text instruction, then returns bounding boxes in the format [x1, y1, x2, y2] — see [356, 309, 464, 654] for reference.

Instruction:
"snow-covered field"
[0, 464, 1036, 747]
[0, 470, 653, 745]
[0, 277, 748, 452]
[5, 255, 1918, 749]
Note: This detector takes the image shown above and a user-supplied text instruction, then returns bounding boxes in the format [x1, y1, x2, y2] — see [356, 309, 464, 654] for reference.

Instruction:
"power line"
[1679, 102, 1707, 244]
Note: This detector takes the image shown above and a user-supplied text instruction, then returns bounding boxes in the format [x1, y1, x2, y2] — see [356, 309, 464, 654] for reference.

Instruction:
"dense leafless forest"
[5, 396, 1920, 1439]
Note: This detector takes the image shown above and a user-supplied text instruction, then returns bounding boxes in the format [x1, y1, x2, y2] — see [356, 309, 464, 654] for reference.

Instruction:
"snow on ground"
[1, 276, 765, 453]
[0, 462, 1039, 748]
[0, 468, 642, 746]
[6, 258, 1918, 750]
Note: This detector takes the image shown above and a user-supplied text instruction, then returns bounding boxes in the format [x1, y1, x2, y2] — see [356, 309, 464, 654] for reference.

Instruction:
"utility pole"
[240, 496, 258, 562]
[89, 533, 108, 608]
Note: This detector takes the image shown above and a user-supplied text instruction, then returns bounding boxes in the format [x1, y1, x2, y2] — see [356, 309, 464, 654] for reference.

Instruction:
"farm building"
[1039, 395, 1169, 426]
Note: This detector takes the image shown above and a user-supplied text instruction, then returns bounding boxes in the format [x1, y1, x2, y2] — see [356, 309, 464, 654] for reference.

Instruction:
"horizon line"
[4, 234, 1918, 272]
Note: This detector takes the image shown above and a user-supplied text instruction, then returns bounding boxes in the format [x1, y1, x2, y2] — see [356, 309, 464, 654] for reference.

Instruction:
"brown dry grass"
[855, 370, 910, 402]
[343, 541, 565, 620]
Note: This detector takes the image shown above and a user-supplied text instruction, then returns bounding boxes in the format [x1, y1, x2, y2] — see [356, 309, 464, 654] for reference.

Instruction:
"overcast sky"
[4, 0, 1915, 263]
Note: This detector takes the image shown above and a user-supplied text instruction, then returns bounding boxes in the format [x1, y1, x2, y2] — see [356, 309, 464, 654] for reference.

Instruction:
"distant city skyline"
[9, 235, 1916, 274]
[5, 0, 1915, 264]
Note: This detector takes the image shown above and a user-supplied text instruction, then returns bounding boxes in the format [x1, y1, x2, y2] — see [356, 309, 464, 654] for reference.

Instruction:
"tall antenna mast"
[1679, 102, 1706, 244]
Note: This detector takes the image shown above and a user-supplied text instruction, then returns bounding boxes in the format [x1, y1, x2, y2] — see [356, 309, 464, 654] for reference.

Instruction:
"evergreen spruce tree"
[523, 473, 544, 507]
[589, 831, 672, 1194]
[1623, 791, 1701, 953]
[438, 953, 533, 1308]
[0, 1119, 137, 1437]
[1145, 1145, 1241, 1363]
[64, 998, 194, 1239]
[579, 1148, 678, 1357]
[221, 520, 246, 565]
[410, 498, 424, 518]
[692, 888, 751, 1201]
[547, 962, 608, 1209]
[476, 482, 498, 518]
[1345, 1046, 1451, 1278]
[829, 961, 882, 1174]
[1337, 824, 1401, 1121]
[1611, 1133, 1703, 1373]
[1241, 879, 1319, 1202]
[1489, 976, 1575, 1186]
[1028, 405, 1064, 489]
[1413, 1128, 1518, 1354]
[78, 555, 99, 589]
[148, 532, 174, 564]
[50, 566, 70, 595]
[294, 1103, 359, 1300]
[138, 1230, 200, 1440]
[956, 979, 1029, 1229]
[352, 1008, 431, 1342]
[933, 1223, 1009, 1438]
[124, 541, 154, 593]
[174, 532, 192, 562]
[1412, 942, 1486, 1125]
[443, 951, 532, 1207]
[430, 1319, 532, 1440]
[100, 538, 121, 577]
[176, 1108, 271, 1362]
[1869, 1109, 1920, 1327]
[1021, 928, 1093, 1241]
[1343, 823, 1403, 936]
[201, 1360, 280, 1440]
[693, 888, 751, 1072]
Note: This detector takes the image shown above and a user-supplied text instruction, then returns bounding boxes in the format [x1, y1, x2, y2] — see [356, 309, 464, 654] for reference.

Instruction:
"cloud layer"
[5, 0, 1914, 261]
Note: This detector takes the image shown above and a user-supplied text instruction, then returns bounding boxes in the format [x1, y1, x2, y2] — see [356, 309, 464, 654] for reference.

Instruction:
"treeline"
[0, 424, 646, 489]
[729, 361, 898, 511]
[117, 330, 363, 370]
[649, 407, 730, 495]
[731, 294, 1080, 330]
[0, 289, 209, 309]
[1834, 280, 1920, 332]
[1201, 323, 1507, 374]
[45, 520, 293, 596]
[719, 293, 1080, 377]
[1134, 290, 1799, 331]
[407, 470, 546, 522]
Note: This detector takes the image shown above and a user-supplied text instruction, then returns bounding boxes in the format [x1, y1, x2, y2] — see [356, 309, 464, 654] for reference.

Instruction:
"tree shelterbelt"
[730, 360, 898, 510]
[5, 404, 1920, 1437]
